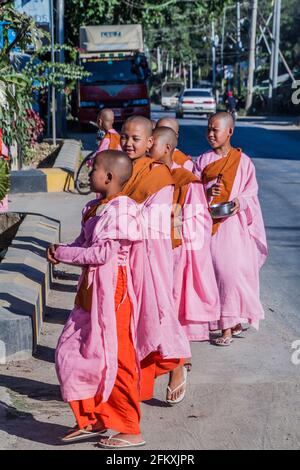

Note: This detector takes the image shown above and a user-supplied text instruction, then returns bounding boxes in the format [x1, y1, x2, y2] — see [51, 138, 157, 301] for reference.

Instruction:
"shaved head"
[95, 150, 133, 186]
[156, 117, 179, 135]
[152, 126, 178, 150]
[208, 111, 234, 129]
[123, 115, 153, 137]
[98, 108, 114, 121]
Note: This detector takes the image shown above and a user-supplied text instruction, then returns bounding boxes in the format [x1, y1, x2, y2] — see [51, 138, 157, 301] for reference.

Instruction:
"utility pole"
[236, 2, 241, 96]
[268, 0, 281, 112]
[166, 52, 169, 79]
[246, 0, 258, 112]
[211, 20, 216, 90]
[189, 59, 193, 88]
[157, 47, 161, 74]
[50, 0, 56, 145]
[56, 0, 65, 137]
[221, 7, 226, 82]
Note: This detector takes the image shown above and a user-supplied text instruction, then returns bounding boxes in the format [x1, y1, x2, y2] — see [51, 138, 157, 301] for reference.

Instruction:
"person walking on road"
[193, 112, 268, 346]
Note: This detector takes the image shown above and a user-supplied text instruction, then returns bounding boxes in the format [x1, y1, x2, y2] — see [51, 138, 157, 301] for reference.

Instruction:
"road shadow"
[0, 374, 61, 402]
[142, 398, 172, 408]
[266, 226, 300, 248]
[0, 400, 70, 446]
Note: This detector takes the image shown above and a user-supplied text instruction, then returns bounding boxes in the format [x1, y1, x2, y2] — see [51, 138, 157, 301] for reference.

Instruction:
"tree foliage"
[0, 1, 89, 158]
[65, 0, 233, 65]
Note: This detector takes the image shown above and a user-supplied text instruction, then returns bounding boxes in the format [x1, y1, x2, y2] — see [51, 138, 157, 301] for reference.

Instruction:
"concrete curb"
[10, 139, 81, 193]
[0, 212, 60, 363]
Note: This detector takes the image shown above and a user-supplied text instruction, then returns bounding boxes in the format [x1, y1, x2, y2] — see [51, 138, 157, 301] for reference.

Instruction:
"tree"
[65, 0, 233, 77]
[0, 1, 89, 166]
[0, 1, 46, 161]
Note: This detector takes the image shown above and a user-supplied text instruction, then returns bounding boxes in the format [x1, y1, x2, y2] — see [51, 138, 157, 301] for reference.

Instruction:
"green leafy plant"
[0, 159, 10, 200]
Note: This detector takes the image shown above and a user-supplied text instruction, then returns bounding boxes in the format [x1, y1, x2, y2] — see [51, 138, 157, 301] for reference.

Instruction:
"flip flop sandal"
[97, 436, 146, 449]
[214, 336, 233, 346]
[232, 328, 244, 337]
[232, 325, 249, 337]
[166, 367, 187, 404]
[61, 426, 106, 442]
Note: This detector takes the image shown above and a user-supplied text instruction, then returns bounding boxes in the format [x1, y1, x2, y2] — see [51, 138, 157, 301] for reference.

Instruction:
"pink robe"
[135, 185, 192, 358]
[194, 150, 268, 330]
[55, 195, 190, 403]
[173, 180, 220, 341]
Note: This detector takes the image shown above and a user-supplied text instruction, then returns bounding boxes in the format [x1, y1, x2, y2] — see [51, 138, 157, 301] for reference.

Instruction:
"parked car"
[176, 88, 216, 118]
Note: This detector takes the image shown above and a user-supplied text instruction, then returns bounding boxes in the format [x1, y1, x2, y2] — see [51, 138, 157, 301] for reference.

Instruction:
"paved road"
[1, 111, 300, 449]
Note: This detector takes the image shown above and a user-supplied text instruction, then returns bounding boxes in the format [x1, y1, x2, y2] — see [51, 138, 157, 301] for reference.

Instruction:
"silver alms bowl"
[209, 201, 235, 219]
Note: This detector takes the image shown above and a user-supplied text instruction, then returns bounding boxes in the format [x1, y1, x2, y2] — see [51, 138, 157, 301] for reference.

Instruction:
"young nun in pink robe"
[121, 116, 191, 404]
[193, 112, 268, 346]
[149, 126, 220, 370]
[48, 151, 148, 448]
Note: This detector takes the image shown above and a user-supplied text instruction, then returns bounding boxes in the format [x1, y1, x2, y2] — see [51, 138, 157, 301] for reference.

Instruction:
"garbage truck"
[75, 24, 150, 125]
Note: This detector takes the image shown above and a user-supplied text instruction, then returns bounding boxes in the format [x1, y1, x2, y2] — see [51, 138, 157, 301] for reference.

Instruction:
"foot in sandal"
[61, 423, 106, 442]
[98, 433, 145, 448]
[166, 364, 187, 404]
[214, 328, 233, 346]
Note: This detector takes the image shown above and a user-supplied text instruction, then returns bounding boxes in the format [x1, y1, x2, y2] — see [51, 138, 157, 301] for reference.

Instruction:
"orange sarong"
[140, 353, 184, 401]
[69, 266, 141, 434]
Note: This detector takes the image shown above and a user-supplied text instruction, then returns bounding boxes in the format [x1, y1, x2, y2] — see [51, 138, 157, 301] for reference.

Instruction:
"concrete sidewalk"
[1, 168, 300, 449]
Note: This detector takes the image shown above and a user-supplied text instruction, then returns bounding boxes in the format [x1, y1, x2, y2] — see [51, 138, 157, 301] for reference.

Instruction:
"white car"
[176, 88, 216, 118]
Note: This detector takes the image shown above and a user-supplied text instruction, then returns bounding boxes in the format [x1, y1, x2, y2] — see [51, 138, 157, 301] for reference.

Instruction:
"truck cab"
[75, 24, 150, 125]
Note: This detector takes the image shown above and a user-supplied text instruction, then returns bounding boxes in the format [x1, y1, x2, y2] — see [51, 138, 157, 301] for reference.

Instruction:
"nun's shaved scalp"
[156, 117, 179, 134]
[153, 126, 178, 150]
[95, 150, 133, 186]
[122, 115, 153, 137]
[99, 108, 114, 121]
[208, 111, 234, 129]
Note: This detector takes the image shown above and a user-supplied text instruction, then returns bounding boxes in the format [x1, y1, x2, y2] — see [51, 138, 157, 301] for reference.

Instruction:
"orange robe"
[69, 266, 141, 434]
[201, 147, 241, 235]
[173, 148, 193, 167]
[106, 131, 121, 150]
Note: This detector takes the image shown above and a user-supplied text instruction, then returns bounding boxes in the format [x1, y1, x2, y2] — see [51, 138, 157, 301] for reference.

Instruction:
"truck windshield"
[81, 58, 148, 85]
